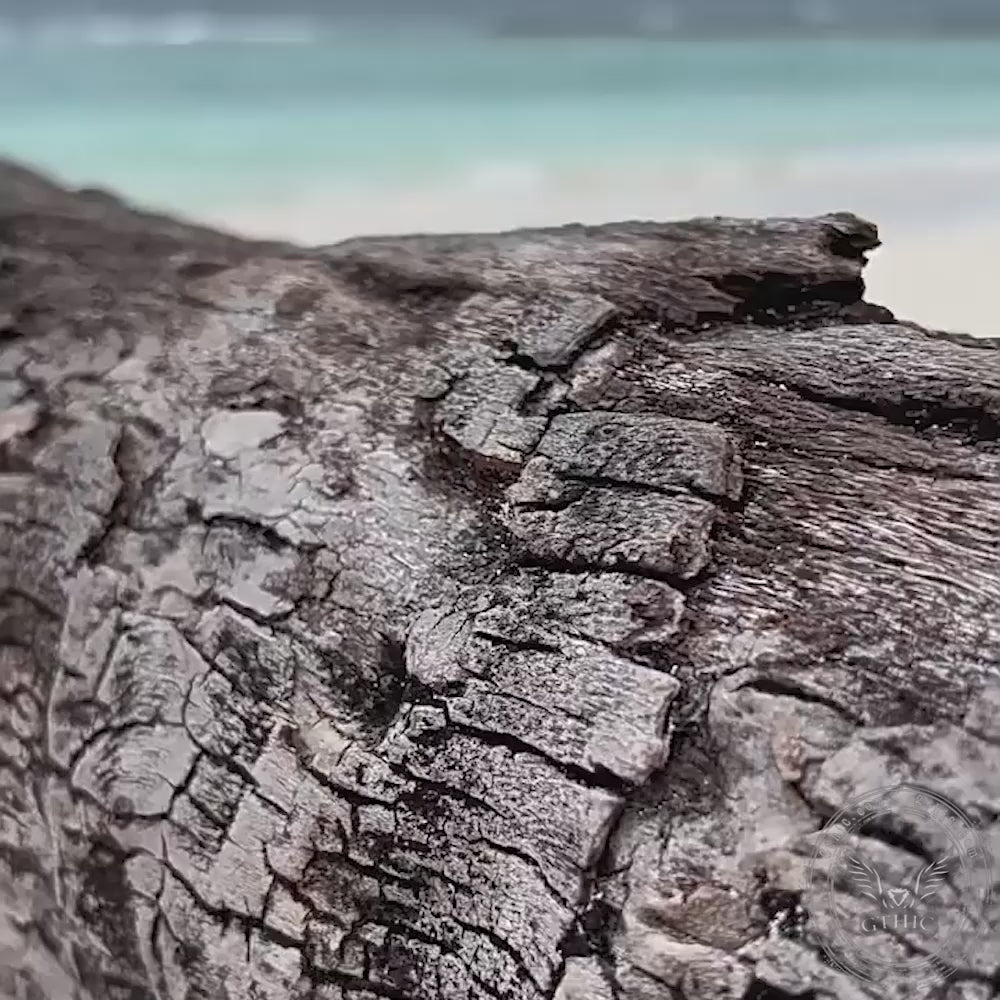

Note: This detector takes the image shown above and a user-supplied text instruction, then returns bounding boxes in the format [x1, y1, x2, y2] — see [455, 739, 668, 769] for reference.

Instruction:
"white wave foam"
[778, 142, 1000, 179]
[461, 160, 548, 194]
[189, 141, 1000, 251]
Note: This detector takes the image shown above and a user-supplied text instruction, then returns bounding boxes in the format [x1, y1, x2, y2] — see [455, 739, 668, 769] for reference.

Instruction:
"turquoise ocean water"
[2, 30, 1000, 245]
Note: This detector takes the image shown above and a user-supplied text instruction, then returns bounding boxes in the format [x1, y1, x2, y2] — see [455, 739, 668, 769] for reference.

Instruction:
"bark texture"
[0, 163, 998, 1000]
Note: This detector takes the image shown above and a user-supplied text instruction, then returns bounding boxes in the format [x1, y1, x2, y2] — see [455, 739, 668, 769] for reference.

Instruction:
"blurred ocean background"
[2, 4, 1000, 334]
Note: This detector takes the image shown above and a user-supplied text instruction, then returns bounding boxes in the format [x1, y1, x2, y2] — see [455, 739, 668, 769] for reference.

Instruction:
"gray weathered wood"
[0, 162, 998, 1000]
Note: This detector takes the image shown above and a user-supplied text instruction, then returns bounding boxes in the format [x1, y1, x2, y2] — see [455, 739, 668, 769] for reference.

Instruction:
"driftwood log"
[0, 162, 998, 1000]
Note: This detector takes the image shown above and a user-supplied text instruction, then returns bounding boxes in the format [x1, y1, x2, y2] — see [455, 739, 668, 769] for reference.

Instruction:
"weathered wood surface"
[0, 162, 998, 1000]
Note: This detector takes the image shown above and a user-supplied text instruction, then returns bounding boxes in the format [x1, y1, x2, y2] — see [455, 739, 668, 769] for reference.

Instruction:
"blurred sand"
[864, 222, 999, 338]
[208, 157, 1000, 339]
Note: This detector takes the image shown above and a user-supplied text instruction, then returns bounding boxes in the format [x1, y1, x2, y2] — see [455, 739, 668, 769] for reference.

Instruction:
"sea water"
[2, 27, 1000, 330]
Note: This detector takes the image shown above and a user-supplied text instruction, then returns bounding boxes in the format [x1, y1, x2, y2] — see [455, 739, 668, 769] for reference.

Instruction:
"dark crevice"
[78, 417, 166, 567]
[627, 722, 730, 822]
[744, 980, 818, 1000]
[0, 585, 62, 622]
[182, 726, 289, 819]
[160, 852, 300, 953]
[363, 918, 507, 999]
[300, 757, 397, 811]
[924, 326, 1000, 351]
[758, 888, 810, 942]
[408, 706, 630, 795]
[549, 796, 627, 1000]
[498, 309, 619, 379]
[517, 554, 715, 595]
[508, 495, 581, 514]
[66, 715, 180, 776]
[326, 257, 481, 321]
[555, 890, 625, 1000]
[734, 675, 864, 727]
[302, 968, 424, 1000]
[787, 384, 1000, 444]
[853, 820, 936, 867]
[450, 912, 548, 994]
[472, 629, 562, 656]
[545, 468, 745, 515]
[453, 721, 628, 795]
[163, 850, 417, 1000]
[207, 374, 308, 421]
[78, 431, 129, 567]
[716, 272, 864, 321]
[652, 270, 888, 337]
[189, 503, 301, 553]
[219, 597, 287, 628]
[473, 834, 573, 910]
[784, 439, 997, 483]
[517, 372, 571, 418]
[305, 847, 424, 896]
[500, 343, 546, 374]
[559, 470, 728, 506]
[387, 761, 508, 823]
[417, 418, 524, 503]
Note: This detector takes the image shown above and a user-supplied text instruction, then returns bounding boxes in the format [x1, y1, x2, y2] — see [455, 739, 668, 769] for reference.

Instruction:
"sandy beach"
[205, 157, 1000, 339]
[864, 221, 1000, 337]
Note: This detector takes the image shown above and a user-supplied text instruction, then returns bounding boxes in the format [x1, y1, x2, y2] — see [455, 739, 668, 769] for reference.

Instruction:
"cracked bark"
[1, 161, 999, 1000]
